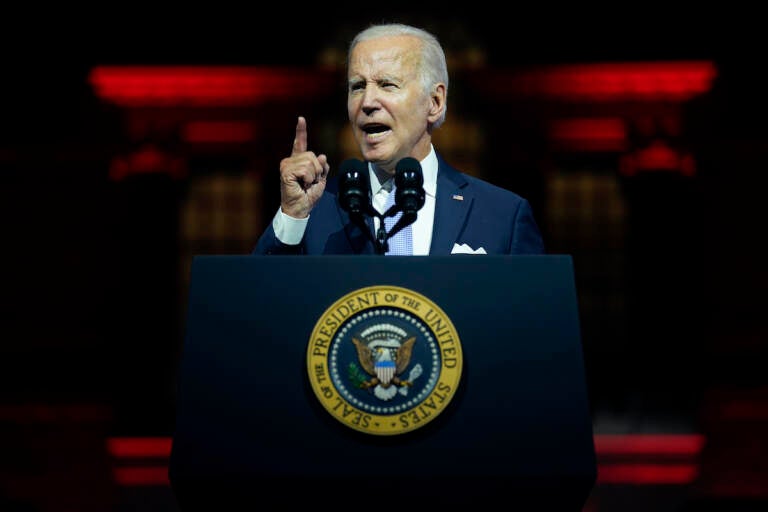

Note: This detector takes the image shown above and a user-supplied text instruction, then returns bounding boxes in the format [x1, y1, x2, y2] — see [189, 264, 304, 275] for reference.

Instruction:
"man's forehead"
[349, 44, 419, 80]
[350, 36, 419, 64]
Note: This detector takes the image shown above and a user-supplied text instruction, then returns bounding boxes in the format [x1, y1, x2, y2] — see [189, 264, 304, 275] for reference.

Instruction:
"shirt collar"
[421, 145, 438, 198]
[368, 145, 438, 198]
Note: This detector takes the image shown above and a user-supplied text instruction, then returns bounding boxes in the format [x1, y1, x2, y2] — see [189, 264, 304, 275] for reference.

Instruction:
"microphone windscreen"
[395, 157, 423, 188]
[337, 158, 370, 215]
[394, 157, 425, 213]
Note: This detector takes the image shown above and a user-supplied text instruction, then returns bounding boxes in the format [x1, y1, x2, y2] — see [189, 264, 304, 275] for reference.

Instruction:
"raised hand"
[278, 116, 330, 219]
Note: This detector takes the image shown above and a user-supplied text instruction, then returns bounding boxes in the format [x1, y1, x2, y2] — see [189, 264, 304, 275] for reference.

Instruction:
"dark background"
[2, 7, 766, 511]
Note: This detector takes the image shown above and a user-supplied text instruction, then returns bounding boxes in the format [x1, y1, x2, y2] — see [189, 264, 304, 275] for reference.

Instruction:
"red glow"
[597, 463, 699, 485]
[110, 463, 701, 487]
[594, 434, 706, 456]
[182, 120, 257, 144]
[548, 118, 627, 152]
[107, 437, 172, 458]
[479, 61, 716, 101]
[718, 400, 768, 420]
[89, 66, 339, 107]
[619, 140, 696, 177]
[108, 143, 187, 181]
[107, 434, 707, 487]
[113, 466, 170, 486]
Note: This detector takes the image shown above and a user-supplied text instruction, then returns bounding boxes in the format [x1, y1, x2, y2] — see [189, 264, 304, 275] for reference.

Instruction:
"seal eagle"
[352, 336, 416, 400]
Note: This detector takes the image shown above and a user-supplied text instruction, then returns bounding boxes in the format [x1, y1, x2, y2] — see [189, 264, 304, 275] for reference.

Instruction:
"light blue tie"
[383, 182, 413, 255]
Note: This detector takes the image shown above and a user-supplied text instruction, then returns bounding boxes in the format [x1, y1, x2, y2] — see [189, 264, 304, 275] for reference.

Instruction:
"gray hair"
[348, 23, 449, 129]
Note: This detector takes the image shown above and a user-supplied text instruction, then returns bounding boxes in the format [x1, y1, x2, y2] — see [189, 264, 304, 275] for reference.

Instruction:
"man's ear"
[427, 83, 447, 122]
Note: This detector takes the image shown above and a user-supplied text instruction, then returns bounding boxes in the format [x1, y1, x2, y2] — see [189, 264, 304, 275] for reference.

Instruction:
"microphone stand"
[350, 206, 414, 255]
[375, 206, 417, 254]
[375, 215, 388, 255]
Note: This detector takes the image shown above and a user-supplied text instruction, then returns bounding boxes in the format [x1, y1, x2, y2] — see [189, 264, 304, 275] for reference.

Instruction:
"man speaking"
[253, 22, 545, 256]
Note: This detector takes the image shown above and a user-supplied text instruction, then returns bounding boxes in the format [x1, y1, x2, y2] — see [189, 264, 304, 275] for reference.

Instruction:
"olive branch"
[347, 363, 368, 388]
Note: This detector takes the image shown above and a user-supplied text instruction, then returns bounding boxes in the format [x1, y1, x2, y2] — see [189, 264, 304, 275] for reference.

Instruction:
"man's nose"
[361, 86, 380, 112]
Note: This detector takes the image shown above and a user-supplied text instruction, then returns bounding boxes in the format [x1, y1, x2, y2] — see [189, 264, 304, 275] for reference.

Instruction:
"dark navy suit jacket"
[253, 153, 545, 255]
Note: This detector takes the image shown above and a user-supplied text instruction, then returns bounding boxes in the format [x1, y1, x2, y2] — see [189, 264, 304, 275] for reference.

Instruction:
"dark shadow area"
[1, 8, 766, 511]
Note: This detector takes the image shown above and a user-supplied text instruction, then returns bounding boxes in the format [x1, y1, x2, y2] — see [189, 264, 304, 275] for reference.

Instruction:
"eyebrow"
[348, 74, 402, 85]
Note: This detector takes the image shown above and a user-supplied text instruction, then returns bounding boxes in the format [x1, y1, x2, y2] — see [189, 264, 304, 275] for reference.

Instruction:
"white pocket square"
[451, 243, 487, 255]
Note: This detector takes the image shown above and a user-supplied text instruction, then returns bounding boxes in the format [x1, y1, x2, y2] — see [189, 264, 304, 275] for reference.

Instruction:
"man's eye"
[350, 83, 364, 91]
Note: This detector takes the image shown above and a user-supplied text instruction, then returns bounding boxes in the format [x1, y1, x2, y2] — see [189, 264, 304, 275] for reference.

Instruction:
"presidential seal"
[307, 285, 463, 436]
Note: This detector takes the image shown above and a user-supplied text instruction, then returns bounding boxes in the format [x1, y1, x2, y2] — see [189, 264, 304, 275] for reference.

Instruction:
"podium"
[169, 255, 596, 510]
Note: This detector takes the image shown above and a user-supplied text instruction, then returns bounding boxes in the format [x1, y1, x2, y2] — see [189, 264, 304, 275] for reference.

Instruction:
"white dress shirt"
[272, 145, 438, 255]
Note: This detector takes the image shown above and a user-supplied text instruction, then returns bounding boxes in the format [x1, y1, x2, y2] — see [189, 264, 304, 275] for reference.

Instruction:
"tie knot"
[380, 178, 394, 193]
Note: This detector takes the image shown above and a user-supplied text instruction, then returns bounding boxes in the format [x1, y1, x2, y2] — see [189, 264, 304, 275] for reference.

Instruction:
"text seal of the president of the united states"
[307, 285, 463, 435]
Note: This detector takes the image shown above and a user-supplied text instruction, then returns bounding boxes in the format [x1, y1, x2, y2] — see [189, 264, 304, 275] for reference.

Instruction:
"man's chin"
[367, 160, 397, 174]
[362, 150, 393, 168]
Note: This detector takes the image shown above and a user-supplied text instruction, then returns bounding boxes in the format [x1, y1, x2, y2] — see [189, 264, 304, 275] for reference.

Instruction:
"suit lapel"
[430, 158, 471, 255]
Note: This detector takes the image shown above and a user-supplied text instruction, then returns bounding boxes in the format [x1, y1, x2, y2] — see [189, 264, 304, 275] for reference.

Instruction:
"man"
[253, 22, 545, 256]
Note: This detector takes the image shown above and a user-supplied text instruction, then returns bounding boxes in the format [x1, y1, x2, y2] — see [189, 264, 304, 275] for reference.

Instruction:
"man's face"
[347, 35, 434, 174]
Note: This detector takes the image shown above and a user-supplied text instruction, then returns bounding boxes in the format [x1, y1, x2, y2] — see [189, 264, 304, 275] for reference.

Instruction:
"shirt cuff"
[272, 208, 309, 245]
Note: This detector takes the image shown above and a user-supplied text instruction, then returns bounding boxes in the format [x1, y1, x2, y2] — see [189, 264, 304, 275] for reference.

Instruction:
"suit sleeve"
[251, 213, 304, 255]
[252, 208, 308, 255]
[252, 225, 304, 255]
[510, 199, 546, 255]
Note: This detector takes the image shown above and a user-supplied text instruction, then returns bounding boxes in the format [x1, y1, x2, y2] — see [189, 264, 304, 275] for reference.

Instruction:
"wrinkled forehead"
[348, 35, 421, 78]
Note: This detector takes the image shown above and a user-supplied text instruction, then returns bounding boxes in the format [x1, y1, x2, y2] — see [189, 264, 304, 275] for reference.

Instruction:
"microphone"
[381, 156, 425, 245]
[394, 157, 425, 216]
[337, 158, 371, 216]
[337, 157, 380, 251]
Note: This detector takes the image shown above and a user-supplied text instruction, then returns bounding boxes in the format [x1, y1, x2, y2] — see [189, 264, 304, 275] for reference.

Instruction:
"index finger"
[291, 116, 307, 156]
